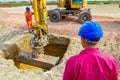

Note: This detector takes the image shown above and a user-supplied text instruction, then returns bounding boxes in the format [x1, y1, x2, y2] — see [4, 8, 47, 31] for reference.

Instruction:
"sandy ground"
[0, 4, 120, 42]
[0, 4, 120, 33]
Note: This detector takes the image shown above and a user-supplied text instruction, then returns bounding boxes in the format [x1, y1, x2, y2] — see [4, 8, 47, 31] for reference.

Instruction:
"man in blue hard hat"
[63, 21, 118, 80]
[24, 6, 33, 32]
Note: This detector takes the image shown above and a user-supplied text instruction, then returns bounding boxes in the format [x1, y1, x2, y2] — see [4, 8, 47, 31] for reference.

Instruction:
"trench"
[14, 35, 120, 72]
[13, 34, 70, 71]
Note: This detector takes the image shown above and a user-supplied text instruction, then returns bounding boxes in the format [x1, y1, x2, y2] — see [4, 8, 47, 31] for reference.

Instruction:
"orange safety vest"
[24, 11, 33, 29]
[24, 11, 33, 21]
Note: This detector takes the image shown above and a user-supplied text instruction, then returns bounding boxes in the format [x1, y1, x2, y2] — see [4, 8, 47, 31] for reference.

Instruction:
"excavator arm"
[30, 0, 48, 49]
[16, 0, 49, 69]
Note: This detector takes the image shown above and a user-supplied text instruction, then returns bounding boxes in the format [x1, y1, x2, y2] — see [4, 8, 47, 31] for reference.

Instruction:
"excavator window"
[72, 0, 82, 4]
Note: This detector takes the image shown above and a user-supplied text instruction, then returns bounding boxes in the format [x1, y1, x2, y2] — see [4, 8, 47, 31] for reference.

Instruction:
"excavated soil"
[0, 4, 120, 80]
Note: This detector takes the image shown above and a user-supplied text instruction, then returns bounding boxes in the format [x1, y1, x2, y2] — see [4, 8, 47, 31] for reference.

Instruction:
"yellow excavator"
[49, 0, 92, 23]
[16, 0, 51, 70]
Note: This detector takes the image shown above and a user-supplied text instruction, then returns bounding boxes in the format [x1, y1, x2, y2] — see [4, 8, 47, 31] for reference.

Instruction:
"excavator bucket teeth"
[16, 51, 54, 70]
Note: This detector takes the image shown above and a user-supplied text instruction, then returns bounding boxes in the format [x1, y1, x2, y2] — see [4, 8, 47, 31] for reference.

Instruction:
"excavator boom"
[32, 0, 48, 47]
[16, 0, 50, 70]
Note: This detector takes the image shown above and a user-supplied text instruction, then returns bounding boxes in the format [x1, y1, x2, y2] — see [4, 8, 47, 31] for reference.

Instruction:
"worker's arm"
[63, 56, 77, 80]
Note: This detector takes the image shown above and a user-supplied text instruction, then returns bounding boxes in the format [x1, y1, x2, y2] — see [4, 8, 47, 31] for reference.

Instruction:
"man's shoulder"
[97, 52, 117, 62]
[66, 55, 80, 67]
[67, 54, 80, 62]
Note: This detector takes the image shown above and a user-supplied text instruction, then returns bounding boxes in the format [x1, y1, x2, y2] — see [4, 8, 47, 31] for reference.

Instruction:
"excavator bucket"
[16, 51, 59, 70]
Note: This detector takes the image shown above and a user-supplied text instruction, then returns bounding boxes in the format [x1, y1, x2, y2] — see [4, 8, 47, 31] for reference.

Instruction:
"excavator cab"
[65, 0, 83, 9]
[72, 0, 82, 4]
[49, 0, 91, 23]
[58, 0, 82, 8]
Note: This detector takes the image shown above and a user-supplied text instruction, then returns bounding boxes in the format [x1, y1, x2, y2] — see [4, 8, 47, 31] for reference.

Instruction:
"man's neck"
[84, 44, 97, 49]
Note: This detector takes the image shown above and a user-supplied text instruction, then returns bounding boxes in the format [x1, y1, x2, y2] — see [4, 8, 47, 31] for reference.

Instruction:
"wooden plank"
[16, 55, 54, 70]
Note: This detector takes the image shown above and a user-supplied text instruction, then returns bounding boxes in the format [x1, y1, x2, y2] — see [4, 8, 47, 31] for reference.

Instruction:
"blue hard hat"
[78, 21, 103, 39]
[26, 7, 30, 11]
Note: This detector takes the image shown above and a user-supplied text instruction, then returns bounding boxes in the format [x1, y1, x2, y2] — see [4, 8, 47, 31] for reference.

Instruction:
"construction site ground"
[0, 4, 120, 80]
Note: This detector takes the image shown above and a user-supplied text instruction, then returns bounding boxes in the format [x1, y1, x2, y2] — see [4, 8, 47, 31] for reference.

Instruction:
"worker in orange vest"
[24, 7, 33, 31]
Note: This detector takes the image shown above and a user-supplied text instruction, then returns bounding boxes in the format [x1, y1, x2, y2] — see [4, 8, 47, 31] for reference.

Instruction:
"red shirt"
[63, 48, 118, 80]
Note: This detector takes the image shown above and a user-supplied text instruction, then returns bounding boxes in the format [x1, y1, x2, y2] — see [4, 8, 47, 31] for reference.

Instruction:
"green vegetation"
[0, 1, 119, 7]
[47, 1, 58, 5]
[88, 1, 119, 5]
[0, 2, 31, 7]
